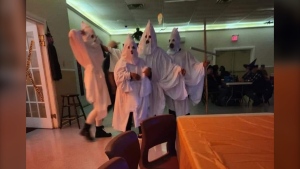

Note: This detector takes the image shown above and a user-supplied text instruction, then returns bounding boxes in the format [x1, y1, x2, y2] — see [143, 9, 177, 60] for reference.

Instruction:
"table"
[225, 82, 252, 106]
[225, 82, 252, 86]
[177, 113, 274, 169]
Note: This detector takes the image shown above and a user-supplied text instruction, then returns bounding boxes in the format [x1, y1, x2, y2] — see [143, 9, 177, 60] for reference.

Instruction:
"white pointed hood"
[167, 28, 181, 55]
[81, 21, 101, 48]
[121, 35, 139, 65]
[138, 20, 157, 56]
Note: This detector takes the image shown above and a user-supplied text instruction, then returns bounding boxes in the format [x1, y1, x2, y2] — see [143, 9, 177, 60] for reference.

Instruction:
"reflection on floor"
[26, 97, 273, 169]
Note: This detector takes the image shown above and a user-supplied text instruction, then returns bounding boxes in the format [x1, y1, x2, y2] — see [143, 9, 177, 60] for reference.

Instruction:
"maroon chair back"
[98, 157, 129, 169]
[140, 115, 177, 168]
[105, 131, 140, 169]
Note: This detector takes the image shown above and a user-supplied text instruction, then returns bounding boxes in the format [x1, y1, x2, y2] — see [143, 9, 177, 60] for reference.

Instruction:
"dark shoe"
[80, 123, 95, 142]
[138, 126, 142, 133]
[215, 100, 222, 106]
[252, 100, 262, 106]
[138, 126, 142, 139]
[95, 126, 112, 138]
[169, 109, 176, 117]
[263, 98, 269, 104]
[186, 113, 190, 115]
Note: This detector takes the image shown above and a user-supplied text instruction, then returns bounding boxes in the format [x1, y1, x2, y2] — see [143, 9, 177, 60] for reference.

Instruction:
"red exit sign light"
[231, 35, 238, 42]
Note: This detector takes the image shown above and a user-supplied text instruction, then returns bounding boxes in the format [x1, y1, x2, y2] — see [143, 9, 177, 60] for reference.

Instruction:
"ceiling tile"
[67, 0, 274, 34]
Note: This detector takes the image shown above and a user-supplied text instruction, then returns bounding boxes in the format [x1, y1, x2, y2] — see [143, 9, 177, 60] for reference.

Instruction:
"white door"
[26, 22, 52, 128]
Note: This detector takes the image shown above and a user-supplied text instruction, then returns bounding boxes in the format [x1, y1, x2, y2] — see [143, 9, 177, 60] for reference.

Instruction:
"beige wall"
[54, 70, 78, 110]
[67, 8, 111, 46]
[112, 27, 274, 69]
[26, 0, 79, 127]
[26, 0, 76, 70]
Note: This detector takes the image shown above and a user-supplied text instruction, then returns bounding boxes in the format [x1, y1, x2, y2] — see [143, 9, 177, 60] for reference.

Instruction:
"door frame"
[212, 46, 255, 65]
[26, 12, 59, 128]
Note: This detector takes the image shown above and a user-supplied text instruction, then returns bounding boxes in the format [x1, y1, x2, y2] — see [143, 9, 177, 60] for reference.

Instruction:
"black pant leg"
[169, 109, 176, 117]
[125, 112, 133, 131]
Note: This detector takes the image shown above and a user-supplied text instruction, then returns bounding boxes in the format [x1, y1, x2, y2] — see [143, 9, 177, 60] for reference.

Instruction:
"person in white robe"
[138, 21, 187, 117]
[166, 28, 209, 116]
[69, 22, 111, 141]
[113, 35, 151, 138]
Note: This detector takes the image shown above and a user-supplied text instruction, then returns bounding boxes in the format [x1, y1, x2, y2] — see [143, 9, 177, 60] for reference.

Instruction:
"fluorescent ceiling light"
[110, 22, 273, 35]
[164, 0, 197, 3]
[164, 22, 190, 26]
[67, 0, 274, 35]
[257, 7, 274, 11]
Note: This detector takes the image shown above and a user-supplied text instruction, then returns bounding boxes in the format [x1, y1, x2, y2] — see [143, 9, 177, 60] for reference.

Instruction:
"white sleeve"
[184, 52, 205, 86]
[68, 29, 91, 68]
[157, 52, 187, 100]
[114, 60, 132, 93]
[184, 52, 205, 104]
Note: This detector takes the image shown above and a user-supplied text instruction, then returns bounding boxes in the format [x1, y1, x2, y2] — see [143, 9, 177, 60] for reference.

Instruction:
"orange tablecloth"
[177, 113, 274, 169]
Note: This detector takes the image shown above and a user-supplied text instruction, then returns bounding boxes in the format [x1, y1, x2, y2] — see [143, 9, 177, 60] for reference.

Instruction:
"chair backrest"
[98, 157, 129, 169]
[140, 115, 177, 166]
[105, 131, 140, 169]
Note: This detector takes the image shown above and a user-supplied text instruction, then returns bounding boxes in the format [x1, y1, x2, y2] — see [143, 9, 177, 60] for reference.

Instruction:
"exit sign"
[231, 35, 238, 42]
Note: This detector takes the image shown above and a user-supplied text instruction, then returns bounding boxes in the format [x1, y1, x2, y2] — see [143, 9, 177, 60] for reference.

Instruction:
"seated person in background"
[207, 65, 219, 102]
[242, 64, 254, 81]
[212, 65, 222, 86]
[260, 64, 269, 80]
[206, 66, 231, 106]
[246, 65, 266, 106]
[242, 59, 257, 81]
[219, 66, 230, 79]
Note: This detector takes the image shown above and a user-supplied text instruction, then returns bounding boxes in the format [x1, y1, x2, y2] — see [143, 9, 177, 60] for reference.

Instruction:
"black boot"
[125, 112, 133, 131]
[80, 123, 95, 142]
[169, 109, 176, 117]
[252, 100, 262, 106]
[138, 126, 142, 139]
[95, 125, 112, 138]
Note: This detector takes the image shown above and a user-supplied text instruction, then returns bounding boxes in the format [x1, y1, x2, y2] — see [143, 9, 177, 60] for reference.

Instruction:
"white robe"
[69, 29, 111, 120]
[166, 50, 205, 116]
[112, 58, 151, 132]
[140, 47, 187, 117]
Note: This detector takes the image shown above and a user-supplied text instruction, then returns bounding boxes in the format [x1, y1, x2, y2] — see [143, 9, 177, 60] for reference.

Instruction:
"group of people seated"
[242, 62, 273, 106]
[206, 60, 273, 106]
[206, 65, 230, 106]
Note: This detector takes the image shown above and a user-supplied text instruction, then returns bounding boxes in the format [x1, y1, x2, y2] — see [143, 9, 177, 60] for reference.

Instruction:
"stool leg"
[77, 96, 86, 120]
[73, 97, 81, 129]
[60, 97, 65, 129]
[67, 97, 71, 126]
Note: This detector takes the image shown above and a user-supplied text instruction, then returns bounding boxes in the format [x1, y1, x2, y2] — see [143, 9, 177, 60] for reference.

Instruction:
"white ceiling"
[67, 0, 274, 35]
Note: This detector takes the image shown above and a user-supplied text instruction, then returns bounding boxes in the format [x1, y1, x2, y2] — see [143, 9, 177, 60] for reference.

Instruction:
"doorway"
[214, 47, 255, 79]
[26, 20, 53, 128]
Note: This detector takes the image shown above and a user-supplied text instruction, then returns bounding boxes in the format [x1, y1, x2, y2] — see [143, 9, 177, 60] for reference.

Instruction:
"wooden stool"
[60, 94, 86, 129]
